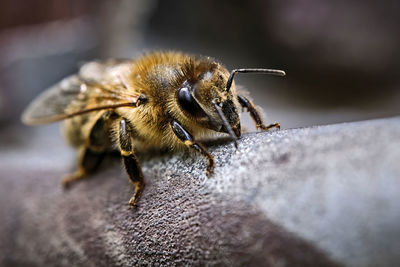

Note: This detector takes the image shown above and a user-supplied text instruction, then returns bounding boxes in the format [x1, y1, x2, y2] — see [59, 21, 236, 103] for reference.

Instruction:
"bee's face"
[176, 67, 241, 138]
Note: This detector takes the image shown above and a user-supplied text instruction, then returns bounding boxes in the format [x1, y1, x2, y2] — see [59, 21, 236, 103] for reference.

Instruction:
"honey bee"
[22, 51, 285, 206]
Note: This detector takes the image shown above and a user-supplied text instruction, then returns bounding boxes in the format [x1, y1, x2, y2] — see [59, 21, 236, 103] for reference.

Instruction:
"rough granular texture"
[1, 117, 400, 266]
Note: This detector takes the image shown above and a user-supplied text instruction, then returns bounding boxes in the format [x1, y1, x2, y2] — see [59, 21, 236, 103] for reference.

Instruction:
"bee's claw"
[62, 179, 72, 189]
[129, 183, 144, 207]
[128, 195, 140, 207]
[62, 169, 86, 189]
[206, 163, 215, 177]
[258, 122, 280, 131]
[129, 197, 137, 207]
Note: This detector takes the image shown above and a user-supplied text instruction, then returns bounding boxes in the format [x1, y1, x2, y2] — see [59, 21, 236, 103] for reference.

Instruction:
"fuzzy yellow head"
[174, 60, 241, 140]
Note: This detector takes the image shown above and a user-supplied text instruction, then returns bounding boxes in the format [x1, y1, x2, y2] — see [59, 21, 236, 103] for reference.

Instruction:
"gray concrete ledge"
[1, 117, 400, 266]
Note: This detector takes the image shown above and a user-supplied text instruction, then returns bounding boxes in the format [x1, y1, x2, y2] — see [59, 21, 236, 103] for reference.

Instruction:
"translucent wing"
[22, 60, 138, 125]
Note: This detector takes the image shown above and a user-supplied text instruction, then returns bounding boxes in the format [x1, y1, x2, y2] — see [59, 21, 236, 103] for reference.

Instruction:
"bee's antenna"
[226, 68, 286, 92]
[213, 101, 238, 148]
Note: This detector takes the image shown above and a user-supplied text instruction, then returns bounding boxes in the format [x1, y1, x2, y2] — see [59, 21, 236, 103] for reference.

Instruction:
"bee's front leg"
[119, 118, 145, 207]
[171, 120, 215, 176]
[237, 94, 280, 131]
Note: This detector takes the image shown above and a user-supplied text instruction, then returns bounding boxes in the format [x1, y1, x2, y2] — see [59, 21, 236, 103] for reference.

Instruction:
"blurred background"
[0, 0, 399, 146]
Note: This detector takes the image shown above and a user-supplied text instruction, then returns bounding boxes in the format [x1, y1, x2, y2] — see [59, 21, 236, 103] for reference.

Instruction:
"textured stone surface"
[1, 117, 400, 266]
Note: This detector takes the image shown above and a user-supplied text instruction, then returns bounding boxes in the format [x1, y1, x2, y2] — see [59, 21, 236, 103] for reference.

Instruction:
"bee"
[22, 51, 285, 206]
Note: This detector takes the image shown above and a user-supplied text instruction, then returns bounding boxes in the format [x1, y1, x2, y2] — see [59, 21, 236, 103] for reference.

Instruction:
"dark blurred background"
[1, 0, 399, 143]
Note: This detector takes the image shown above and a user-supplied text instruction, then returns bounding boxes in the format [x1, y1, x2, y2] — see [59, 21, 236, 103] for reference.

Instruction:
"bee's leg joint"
[171, 120, 215, 176]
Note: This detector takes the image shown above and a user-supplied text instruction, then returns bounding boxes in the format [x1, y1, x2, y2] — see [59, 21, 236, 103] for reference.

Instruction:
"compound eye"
[178, 87, 206, 118]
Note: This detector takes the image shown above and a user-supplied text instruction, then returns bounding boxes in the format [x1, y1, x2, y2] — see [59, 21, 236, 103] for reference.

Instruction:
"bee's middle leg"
[62, 112, 111, 187]
[171, 120, 215, 176]
[237, 94, 280, 131]
[119, 118, 145, 207]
